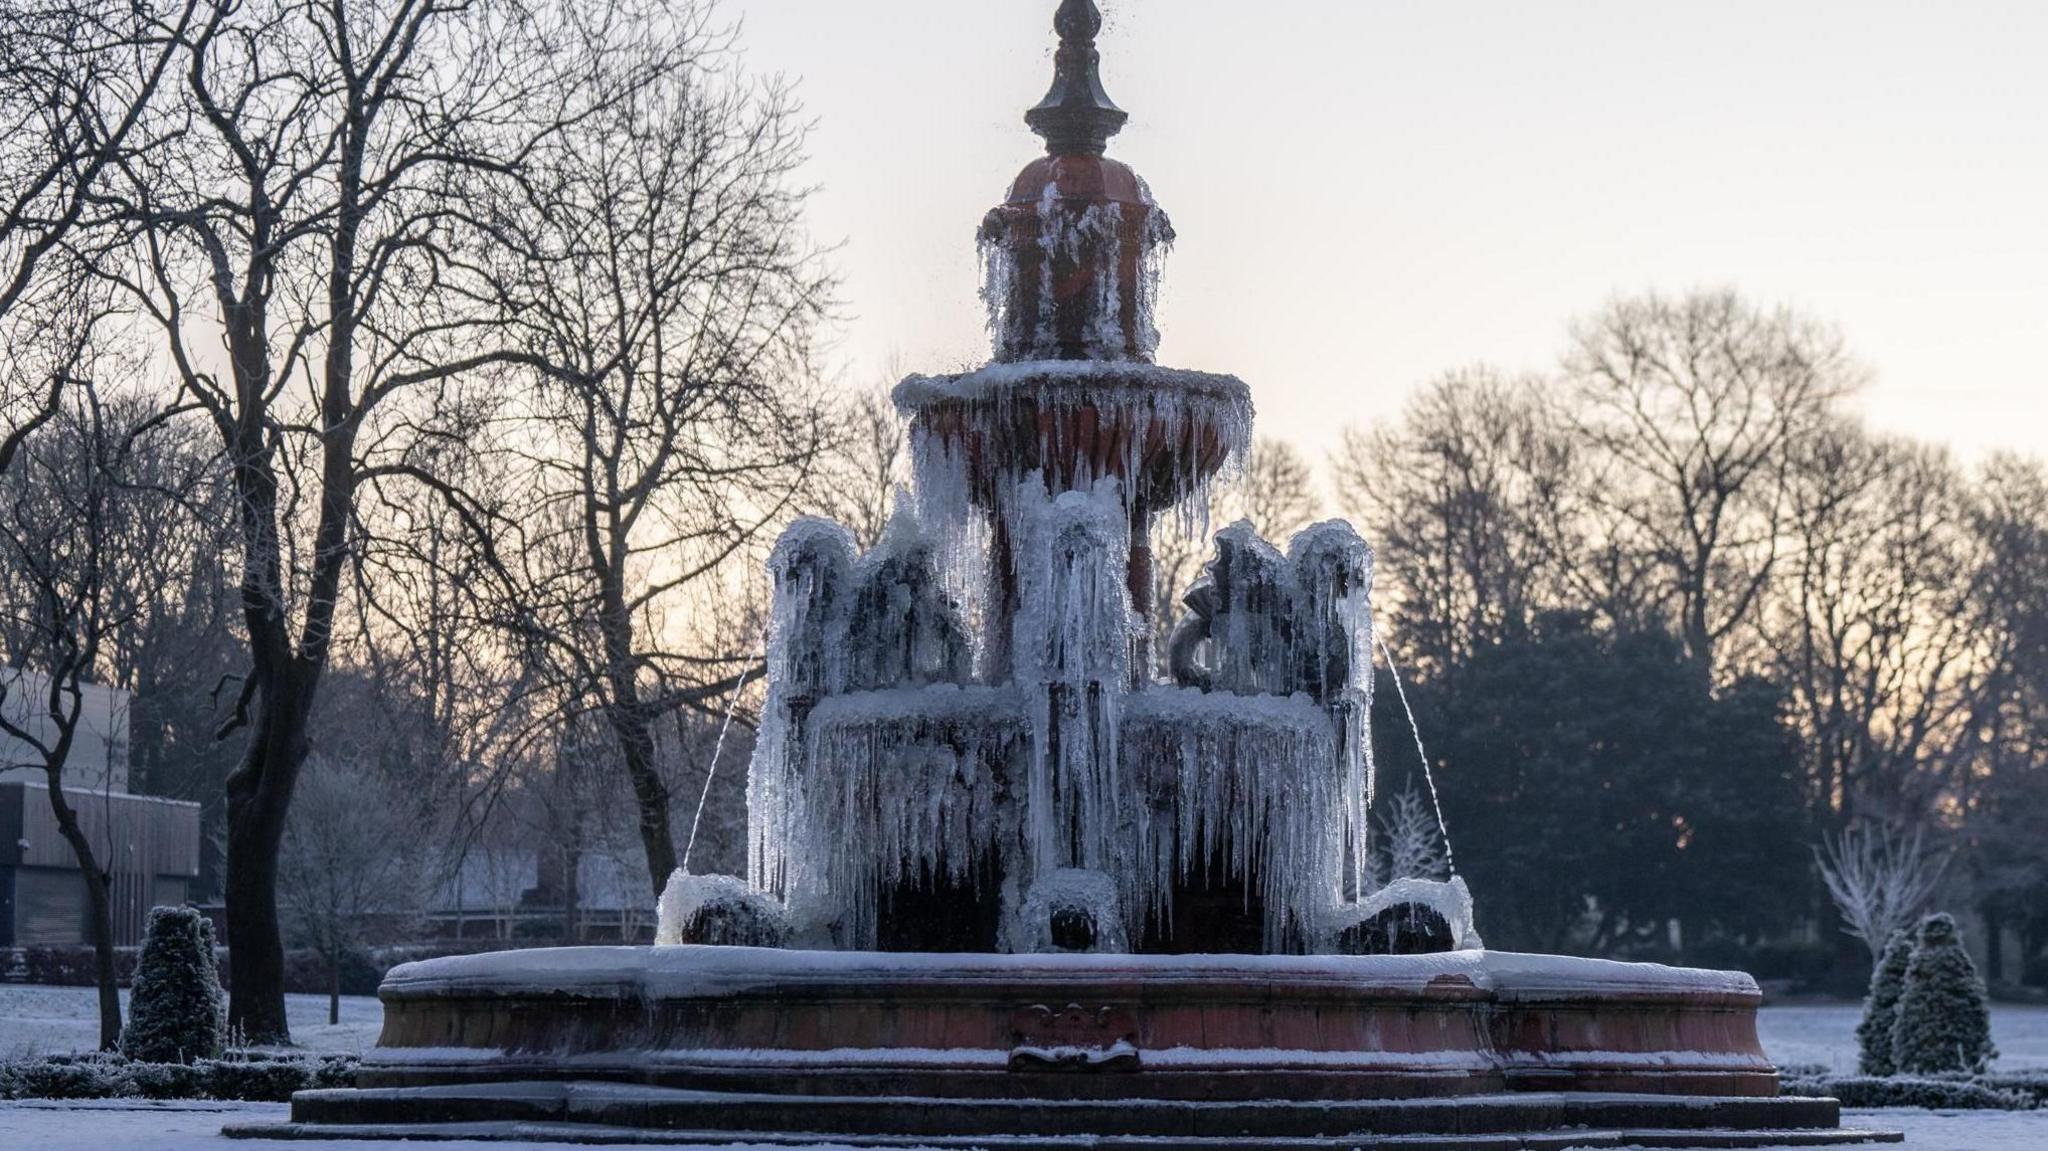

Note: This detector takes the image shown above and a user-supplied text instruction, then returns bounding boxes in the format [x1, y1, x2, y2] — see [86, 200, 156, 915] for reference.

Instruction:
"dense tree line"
[1335, 291, 2048, 974]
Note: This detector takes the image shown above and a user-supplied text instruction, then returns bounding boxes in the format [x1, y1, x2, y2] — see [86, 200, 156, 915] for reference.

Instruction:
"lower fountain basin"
[229, 946, 1898, 1147]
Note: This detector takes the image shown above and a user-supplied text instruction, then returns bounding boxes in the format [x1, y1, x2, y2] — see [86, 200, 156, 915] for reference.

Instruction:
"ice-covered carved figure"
[1330, 876, 1482, 956]
[834, 502, 972, 692]
[1165, 574, 1219, 690]
[1289, 521, 1378, 899]
[1005, 868, 1129, 954]
[1013, 482, 1133, 881]
[1170, 522, 1296, 697]
[657, 871, 790, 948]
[748, 519, 857, 897]
[1288, 522, 1375, 705]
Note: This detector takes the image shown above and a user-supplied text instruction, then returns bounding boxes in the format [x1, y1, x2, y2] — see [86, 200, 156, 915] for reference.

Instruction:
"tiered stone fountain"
[241, 4, 1893, 1146]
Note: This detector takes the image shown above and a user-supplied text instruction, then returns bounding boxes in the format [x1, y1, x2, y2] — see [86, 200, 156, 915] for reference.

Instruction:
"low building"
[0, 669, 130, 793]
[0, 670, 203, 947]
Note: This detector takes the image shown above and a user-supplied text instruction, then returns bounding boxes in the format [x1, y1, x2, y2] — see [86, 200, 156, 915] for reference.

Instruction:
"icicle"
[801, 685, 1028, 949]
[1289, 521, 1378, 903]
[748, 519, 856, 897]
[979, 178, 1175, 363]
[1120, 687, 1346, 951]
[1012, 479, 1134, 882]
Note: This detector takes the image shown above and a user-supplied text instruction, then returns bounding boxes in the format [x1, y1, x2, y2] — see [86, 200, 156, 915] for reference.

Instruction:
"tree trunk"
[44, 781, 122, 1049]
[85, 871, 121, 1050]
[329, 949, 341, 1026]
[224, 669, 315, 1045]
[611, 703, 678, 898]
[563, 845, 581, 944]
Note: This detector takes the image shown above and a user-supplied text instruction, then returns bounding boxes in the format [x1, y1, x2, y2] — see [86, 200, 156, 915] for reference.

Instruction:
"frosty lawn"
[0, 985, 381, 1061]
[1757, 1002, 2048, 1073]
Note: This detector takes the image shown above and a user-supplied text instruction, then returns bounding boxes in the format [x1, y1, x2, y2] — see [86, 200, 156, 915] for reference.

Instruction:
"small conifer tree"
[1890, 912, 1997, 1075]
[120, 906, 226, 1064]
[1856, 929, 1913, 1076]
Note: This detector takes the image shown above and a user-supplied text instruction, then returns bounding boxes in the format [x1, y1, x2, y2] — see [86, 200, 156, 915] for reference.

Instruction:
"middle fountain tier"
[737, 0, 1462, 961]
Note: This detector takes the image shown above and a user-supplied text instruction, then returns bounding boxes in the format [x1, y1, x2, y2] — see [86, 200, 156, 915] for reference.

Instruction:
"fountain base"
[226, 947, 1896, 1147]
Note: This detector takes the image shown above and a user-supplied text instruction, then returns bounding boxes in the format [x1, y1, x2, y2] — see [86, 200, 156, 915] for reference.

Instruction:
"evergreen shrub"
[1856, 930, 1913, 1076]
[1891, 913, 1997, 1075]
[119, 906, 226, 1065]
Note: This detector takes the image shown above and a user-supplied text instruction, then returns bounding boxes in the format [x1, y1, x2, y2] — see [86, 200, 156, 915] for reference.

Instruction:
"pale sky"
[736, 0, 2047, 464]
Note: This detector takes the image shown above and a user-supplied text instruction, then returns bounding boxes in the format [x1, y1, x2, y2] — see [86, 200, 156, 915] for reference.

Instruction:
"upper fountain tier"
[985, 0, 1170, 364]
[899, 0, 1252, 532]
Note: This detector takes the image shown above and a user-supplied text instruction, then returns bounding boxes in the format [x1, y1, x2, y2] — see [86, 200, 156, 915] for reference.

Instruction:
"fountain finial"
[1025, 0, 1128, 156]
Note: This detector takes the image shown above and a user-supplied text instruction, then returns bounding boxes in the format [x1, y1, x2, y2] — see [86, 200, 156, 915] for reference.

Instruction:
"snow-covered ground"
[0, 1100, 2039, 1151]
[1757, 1002, 2048, 1073]
[0, 985, 382, 1059]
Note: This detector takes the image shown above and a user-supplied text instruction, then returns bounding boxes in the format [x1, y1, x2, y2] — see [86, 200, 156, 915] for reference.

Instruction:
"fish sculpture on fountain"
[245, 4, 1893, 1146]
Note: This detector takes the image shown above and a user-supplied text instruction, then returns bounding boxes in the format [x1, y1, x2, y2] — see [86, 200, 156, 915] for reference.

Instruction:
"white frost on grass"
[0, 984, 381, 1060]
[1757, 1002, 2048, 1074]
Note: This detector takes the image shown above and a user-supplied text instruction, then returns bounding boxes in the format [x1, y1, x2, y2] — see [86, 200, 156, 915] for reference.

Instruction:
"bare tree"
[1563, 290, 1860, 673]
[0, 324, 191, 1049]
[809, 383, 909, 550]
[278, 752, 427, 1025]
[97, 0, 700, 1040]
[1817, 822, 1948, 964]
[1379, 784, 1449, 884]
[1330, 368, 1586, 674]
[0, 0, 193, 474]
[1771, 420, 1985, 827]
[476, 7, 830, 896]
[1955, 456, 2048, 980]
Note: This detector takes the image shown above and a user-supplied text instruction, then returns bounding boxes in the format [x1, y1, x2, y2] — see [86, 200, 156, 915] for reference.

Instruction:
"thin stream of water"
[1375, 629, 1456, 878]
[683, 662, 752, 874]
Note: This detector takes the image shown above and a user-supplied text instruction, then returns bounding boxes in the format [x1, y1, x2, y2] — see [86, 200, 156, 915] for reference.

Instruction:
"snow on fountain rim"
[893, 359, 1253, 409]
[379, 946, 1758, 1002]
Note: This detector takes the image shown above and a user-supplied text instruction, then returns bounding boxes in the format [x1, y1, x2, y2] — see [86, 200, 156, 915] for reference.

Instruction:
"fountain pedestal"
[231, 946, 1895, 1147]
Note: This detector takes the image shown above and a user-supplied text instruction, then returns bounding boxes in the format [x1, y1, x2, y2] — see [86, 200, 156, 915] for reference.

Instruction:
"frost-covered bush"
[0, 1052, 356, 1101]
[1856, 929, 1913, 1076]
[1978, 1072, 2048, 1108]
[1780, 1073, 2033, 1111]
[120, 906, 225, 1065]
[655, 871, 790, 948]
[1891, 912, 1996, 1075]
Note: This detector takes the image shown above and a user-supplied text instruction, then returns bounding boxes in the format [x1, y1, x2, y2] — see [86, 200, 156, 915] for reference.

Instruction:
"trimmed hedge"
[0, 1052, 357, 1102]
[1781, 1073, 2036, 1111]
[1978, 1073, 2048, 1107]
